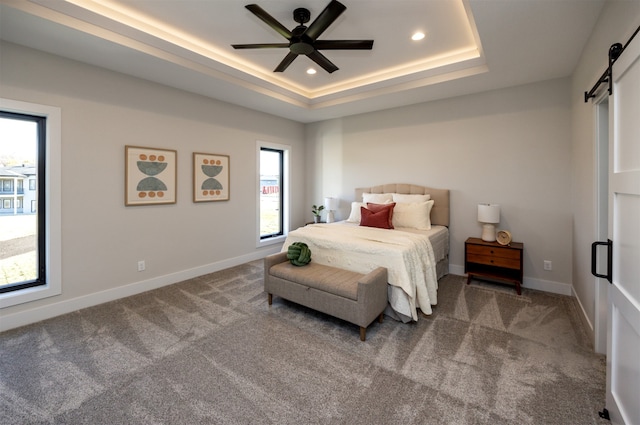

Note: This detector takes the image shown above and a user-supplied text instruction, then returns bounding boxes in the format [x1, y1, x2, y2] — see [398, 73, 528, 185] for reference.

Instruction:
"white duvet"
[282, 222, 438, 320]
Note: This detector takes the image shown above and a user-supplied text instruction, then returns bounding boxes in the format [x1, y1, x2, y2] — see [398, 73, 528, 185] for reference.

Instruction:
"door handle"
[591, 239, 612, 283]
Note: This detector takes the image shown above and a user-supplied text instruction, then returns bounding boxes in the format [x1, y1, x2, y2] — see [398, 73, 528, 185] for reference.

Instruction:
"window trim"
[256, 140, 290, 247]
[0, 98, 62, 308]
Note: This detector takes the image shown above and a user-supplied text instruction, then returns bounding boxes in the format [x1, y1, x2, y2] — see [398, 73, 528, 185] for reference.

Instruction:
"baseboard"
[571, 285, 596, 344]
[0, 247, 281, 333]
[2, 255, 573, 333]
[448, 264, 572, 296]
[522, 277, 572, 296]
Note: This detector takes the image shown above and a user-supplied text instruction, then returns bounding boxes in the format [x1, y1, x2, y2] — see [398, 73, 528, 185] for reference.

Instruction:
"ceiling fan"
[231, 0, 374, 73]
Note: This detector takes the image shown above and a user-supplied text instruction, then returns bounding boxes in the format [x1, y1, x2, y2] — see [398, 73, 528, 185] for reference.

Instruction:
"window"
[260, 148, 283, 239]
[257, 141, 289, 246]
[0, 111, 44, 293]
[0, 98, 61, 309]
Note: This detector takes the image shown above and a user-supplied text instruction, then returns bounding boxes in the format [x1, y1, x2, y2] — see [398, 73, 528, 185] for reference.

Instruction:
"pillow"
[360, 206, 394, 229]
[287, 242, 312, 266]
[392, 193, 431, 203]
[392, 200, 434, 230]
[362, 192, 393, 204]
[346, 202, 365, 223]
[366, 202, 395, 228]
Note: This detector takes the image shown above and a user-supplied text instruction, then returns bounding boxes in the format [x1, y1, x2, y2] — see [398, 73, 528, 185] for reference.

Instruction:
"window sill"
[258, 234, 286, 248]
[0, 282, 61, 309]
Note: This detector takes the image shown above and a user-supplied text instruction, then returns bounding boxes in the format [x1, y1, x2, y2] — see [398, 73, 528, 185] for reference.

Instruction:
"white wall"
[307, 78, 574, 293]
[570, 1, 640, 351]
[0, 42, 305, 330]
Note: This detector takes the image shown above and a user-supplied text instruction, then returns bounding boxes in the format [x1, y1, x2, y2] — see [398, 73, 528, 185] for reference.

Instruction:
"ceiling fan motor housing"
[293, 8, 310, 24]
[290, 23, 313, 54]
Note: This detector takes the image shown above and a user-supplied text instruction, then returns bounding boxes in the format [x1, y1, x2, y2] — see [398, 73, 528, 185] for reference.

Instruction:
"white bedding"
[396, 225, 449, 264]
[281, 221, 440, 321]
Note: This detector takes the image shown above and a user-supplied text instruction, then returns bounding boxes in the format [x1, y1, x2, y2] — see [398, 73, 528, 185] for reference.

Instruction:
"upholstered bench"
[264, 252, 388, 341]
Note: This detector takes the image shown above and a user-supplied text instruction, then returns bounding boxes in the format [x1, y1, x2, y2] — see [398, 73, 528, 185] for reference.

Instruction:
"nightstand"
[465, 237, 524, 294]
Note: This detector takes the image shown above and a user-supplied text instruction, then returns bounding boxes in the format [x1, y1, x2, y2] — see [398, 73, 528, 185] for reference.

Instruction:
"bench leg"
[267, 293, 272, 305]
[360, 326, 366, 341]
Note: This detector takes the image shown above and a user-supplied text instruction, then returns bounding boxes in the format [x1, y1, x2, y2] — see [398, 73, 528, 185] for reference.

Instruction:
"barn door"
[604, 30, 640, 425]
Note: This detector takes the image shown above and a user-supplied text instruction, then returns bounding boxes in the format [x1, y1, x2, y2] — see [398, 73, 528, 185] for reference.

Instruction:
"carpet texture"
[0, 261, 607, 424]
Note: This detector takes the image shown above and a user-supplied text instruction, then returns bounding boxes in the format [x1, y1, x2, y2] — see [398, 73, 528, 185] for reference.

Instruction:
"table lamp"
[324, 197, 339, 223]
[478, 203, 500, 242]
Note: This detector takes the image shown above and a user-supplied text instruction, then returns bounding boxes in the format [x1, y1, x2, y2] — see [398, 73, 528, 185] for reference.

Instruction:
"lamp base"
[326, 211, 335, 223]
[481, 223, 496, 242]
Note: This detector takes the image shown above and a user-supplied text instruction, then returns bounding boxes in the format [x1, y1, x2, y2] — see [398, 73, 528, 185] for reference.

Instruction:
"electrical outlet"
[137, 260, 145, 272]
[544, 260, 552, 271]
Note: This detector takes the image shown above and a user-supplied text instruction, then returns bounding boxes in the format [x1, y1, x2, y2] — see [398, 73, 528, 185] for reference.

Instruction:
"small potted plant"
[311, 204, 325, 223]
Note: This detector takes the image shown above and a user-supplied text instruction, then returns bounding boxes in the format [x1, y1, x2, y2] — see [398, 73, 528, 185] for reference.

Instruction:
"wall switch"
[137, 260, 145, 272]
[544, 260, 552, 271]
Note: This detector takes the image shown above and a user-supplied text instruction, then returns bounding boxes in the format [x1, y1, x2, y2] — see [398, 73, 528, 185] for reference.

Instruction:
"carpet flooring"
[0, 260, 608, 424]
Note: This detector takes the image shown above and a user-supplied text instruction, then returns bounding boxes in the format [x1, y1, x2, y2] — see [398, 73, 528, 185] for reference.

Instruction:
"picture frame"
[125, 146, 177, 206]
[193, 152, 230, 202]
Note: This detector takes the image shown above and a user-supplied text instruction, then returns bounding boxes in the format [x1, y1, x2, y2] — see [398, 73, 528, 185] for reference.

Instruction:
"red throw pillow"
[360, 203, 395, 229]
[366, 202, 395, 228]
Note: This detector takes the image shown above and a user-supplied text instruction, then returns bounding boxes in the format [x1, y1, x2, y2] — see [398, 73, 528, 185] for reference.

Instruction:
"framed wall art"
[125, 146, 177, 206]
[193, 152, 230, 202]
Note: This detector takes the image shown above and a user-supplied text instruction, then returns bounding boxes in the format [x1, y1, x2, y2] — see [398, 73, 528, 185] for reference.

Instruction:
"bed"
[282, 183, 449, 322]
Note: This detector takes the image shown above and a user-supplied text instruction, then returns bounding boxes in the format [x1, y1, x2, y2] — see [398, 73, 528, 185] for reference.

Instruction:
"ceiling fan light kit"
[231, 0, 374, 73]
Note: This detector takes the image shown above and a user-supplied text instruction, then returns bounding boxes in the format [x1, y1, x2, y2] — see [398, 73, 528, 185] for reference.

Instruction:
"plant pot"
[313, 216, 320, 223]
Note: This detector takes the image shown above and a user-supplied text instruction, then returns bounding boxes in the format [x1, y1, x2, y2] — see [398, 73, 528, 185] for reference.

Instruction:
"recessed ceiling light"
[412, 32, 425, 41]
[306, 68, 317, 75]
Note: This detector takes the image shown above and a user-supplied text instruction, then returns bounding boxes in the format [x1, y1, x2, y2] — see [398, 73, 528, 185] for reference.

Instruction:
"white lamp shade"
[324, 197, 339, 210]
[478, 204, 500, 224]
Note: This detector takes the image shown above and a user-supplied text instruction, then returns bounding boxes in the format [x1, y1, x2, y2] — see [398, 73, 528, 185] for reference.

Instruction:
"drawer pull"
[490, 250, 494, 254]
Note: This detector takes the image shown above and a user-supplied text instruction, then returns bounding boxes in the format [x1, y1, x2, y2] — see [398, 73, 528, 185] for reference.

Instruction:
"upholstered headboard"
[355, 183, 450, 227]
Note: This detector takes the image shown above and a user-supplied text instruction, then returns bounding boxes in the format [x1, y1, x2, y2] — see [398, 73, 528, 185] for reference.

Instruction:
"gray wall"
[306, 78, 573, 294]
[305, 0, 640, 349]
[0, 42, 305, 327]
[2, 0, 639, 344]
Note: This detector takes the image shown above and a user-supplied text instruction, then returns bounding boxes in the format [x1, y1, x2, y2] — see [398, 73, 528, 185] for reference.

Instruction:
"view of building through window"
[259, 147, 283, 239]
[0, 115, 39, 289]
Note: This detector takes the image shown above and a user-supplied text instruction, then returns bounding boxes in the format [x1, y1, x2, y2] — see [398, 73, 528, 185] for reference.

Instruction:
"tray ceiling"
[0, 0, 605, 122]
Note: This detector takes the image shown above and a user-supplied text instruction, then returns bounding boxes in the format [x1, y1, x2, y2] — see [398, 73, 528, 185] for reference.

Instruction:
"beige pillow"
[392, 200, 434, 230]
[392, 193, 431, 203]
[347, 202, 366, 223]
[362, 193, 393, 204]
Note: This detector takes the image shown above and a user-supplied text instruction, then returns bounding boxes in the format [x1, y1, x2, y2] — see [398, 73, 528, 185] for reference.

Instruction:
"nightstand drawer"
[466, 253, 521, 269]
[466, 244, 521, 260]
[465, 237, 524, 294]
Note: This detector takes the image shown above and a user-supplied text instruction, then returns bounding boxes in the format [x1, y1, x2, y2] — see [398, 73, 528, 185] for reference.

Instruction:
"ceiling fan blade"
[245, 4, 292, 40]
[314, 40, 374, 50]
[232, 43, 290, 49]
[305, 0, 346, 41]
[307, 50, 339, 73]
[274, 52, 298, 72]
